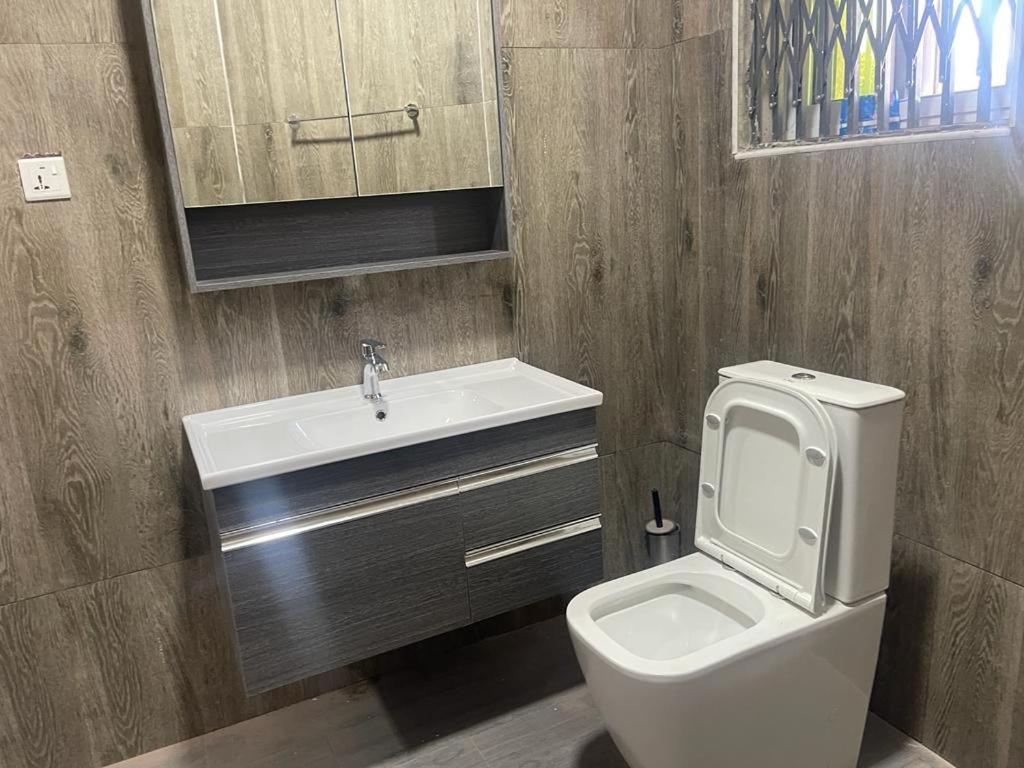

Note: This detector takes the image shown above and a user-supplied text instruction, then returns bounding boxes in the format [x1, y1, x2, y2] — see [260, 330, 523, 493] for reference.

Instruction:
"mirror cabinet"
[142, 0, 508, 291]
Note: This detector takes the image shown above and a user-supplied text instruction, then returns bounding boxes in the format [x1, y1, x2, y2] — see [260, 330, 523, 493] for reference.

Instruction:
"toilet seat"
[696, 379, 838, 615]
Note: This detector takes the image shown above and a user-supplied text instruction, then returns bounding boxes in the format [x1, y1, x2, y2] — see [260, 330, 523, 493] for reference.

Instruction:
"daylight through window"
[739, 0, 1019, 149]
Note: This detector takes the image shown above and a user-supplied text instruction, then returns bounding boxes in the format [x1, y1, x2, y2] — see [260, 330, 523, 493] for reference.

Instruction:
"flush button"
[705, 413, 721, 428]
[700, 482, 716, 498]
[805, 447, 827, 466]
[791, 372, 816, 381]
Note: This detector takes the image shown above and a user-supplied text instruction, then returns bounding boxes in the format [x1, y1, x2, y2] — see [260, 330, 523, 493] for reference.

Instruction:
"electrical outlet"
[18, 155, 71, 202]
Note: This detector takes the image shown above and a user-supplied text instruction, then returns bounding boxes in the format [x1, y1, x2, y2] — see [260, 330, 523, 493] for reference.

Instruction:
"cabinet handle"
[465, 515, 602, 567]
[219, 444, 599, 554]
[221, 480, 460, 553]
[458, 444, 598, 493]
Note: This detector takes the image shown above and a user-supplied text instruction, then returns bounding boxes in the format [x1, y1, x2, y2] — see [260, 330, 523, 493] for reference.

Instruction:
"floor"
[111, 619, 955, 768]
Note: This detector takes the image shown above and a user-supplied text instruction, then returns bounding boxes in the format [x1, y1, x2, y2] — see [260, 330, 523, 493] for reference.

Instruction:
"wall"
[671, 7, 1024, 768]
[0, 1, 688, 766]
[502, 0, 701, 579]
[0, 3, 513, 766]
[10, 2, 1013, 767]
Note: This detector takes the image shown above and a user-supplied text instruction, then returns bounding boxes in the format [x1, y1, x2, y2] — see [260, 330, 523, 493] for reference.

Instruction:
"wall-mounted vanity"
[141, 0, 508, 291]
[184, 360, 603, 694]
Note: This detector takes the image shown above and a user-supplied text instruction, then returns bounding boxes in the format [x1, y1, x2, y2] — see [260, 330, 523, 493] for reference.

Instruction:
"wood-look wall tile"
[217, 0, 348, 126]
[352, 102, 501, 196]
[339, 0, 497, 115]
[500, 0, 675, 49]
[235, 121, 357, 204]
[0, 559, 363, 768]
[666, 39, 704, 448]
[919, 543, 1024, 768]
[0, 374, 25, 605]
[599, 442, 699, 580]
[872, 541, 1024, 768]
[269, 260, 512, 396]
[506, 47, 624, 451]
[0, 0, 133, 44]
[181, 286, 293, 409]
[675, 0, 730, 42]
[172, 126, 245, 206]
[616, 47, 676, 443]
[869, 138, 1024, 589]
[871, 536, 940, 741]
[669, 31, 780, 451]
[151, 0, 233, 128]
[0, 594, 93, 767]
[507, 47, 673, 455]
[0, 44, 192, 598]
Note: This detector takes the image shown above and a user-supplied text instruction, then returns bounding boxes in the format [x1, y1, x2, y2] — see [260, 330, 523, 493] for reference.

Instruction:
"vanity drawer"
[221, 491, 470, 694]
[213, 408, 597, 532]
[466, 518, 603, 622]
[459, 447, 599, 550]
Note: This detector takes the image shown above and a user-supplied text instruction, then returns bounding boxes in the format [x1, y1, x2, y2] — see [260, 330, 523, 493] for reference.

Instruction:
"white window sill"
[733, 125, 1012, 160]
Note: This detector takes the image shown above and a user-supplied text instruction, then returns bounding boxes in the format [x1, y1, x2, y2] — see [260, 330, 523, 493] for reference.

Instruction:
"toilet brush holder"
[646, 518, 681, 565]
[645, 489, 681, 566]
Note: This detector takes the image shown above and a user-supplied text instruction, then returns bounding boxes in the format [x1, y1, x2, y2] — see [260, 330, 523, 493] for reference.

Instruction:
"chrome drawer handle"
[458, 444, 598, 493]
[465, 515, 602, 567]
[220, 444, 600, 554]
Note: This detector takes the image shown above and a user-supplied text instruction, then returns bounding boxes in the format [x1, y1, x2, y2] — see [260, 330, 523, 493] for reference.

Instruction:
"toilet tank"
[718, 361, 905, 604]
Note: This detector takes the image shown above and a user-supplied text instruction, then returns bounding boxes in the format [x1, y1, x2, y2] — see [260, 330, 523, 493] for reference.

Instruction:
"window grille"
[739, 0, 1019, 149]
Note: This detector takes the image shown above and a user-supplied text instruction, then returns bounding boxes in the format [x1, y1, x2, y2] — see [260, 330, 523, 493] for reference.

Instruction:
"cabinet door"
[460, 453, 600, 550]
[222, 494, 469, 694]
[467, 520, 603, 622]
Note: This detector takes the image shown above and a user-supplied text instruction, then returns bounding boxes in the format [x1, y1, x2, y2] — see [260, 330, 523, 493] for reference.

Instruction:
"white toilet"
[567, 361, 905, 768]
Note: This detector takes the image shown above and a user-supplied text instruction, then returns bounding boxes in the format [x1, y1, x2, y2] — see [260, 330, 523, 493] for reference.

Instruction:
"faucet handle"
[360, 339, 386, 359]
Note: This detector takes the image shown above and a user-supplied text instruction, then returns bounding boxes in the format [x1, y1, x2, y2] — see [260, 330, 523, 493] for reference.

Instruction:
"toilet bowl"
[567, 361, 905, 768]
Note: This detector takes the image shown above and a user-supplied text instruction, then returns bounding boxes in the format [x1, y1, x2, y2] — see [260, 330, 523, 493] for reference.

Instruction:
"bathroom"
[1, 0, 1021, 767]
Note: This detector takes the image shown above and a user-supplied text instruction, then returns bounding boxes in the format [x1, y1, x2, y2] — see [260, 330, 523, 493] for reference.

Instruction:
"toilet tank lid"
[719, 361, 905, 409]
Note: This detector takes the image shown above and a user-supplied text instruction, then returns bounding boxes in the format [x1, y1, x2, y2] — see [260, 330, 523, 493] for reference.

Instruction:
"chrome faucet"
[360, 339, 389, 402]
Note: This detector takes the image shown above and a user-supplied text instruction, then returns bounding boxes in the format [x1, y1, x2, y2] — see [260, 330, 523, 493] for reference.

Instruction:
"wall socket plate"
[18, 155, 71, 202]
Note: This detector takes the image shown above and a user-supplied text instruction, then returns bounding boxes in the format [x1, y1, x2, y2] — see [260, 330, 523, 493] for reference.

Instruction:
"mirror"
[151, 0, 503, 207]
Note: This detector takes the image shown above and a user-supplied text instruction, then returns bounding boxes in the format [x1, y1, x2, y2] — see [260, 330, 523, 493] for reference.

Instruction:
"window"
[735, 0, 1021, 153]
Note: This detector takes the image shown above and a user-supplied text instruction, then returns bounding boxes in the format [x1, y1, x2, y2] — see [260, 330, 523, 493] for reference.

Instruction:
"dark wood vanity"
[199, 409, 602, 694]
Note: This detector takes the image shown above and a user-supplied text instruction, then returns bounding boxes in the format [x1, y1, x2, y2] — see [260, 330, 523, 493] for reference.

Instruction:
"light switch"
[18, 155, 71, 202]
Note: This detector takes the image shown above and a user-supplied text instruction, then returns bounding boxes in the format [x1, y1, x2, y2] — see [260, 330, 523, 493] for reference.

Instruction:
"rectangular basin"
[184, 359, 603, 489]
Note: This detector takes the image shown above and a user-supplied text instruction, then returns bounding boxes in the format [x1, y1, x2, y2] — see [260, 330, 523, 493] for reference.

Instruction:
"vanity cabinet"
[201, 409, 603, 694]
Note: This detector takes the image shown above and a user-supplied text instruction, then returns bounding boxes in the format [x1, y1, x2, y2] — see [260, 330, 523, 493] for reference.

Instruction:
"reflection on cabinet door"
[222, 494, 470, 694]
[217, 0, 349, 126]
[337, 0, 497, 115]
[235, 121, 357, 204]
[152, 0, 358, 206]
[340, 0, 504, 195]
[353, 102, 503, 196]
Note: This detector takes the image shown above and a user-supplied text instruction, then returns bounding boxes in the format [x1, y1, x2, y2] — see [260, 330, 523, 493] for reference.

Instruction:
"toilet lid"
[695, 378, 837, 615]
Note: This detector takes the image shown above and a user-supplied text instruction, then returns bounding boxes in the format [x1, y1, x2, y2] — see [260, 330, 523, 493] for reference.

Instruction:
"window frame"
[730, 0, 1024, 159]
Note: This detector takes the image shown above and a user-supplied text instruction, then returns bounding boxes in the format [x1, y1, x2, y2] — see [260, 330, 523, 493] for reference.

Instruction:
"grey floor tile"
[859, 715, 957, 768]
[105, 739, 208, 768]
[108, 619, 956, 768]
[471, 686, 626, 768]
[371, 738, 488, 768]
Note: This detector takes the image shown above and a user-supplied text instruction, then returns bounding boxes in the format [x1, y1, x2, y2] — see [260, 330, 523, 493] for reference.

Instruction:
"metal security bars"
[742, 0, 1019, 148]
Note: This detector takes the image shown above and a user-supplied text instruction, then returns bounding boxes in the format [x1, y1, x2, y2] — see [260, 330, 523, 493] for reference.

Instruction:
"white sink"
[184, 359, 603, 489]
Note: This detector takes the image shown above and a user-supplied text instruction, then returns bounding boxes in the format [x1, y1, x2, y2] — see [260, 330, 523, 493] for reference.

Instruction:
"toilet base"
[568, 558, 887, 768]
